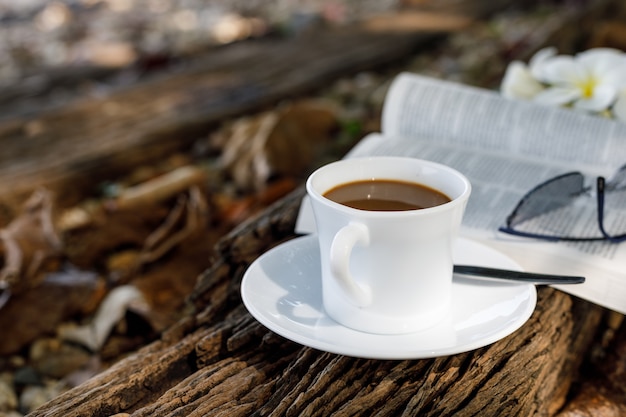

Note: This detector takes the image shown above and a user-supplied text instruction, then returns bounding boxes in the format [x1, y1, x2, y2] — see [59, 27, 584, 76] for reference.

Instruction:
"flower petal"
[577, 48, 624, 66]
[533, 86, 581, 106]
[501, 61, 544, 100]
[538, 56, 587, 86]
[529, 47, 557, 80]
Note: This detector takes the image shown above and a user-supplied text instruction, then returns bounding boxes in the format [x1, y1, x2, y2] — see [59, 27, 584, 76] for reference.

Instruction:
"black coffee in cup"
[323, 179, 451, 211]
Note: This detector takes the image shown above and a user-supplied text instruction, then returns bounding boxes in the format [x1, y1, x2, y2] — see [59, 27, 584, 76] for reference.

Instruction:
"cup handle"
[330, 222, 372, 307]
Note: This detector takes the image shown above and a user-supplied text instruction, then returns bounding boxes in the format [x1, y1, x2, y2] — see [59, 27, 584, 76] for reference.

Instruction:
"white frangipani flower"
[532, 48, 626, 112]
[501, 47, 626, 122]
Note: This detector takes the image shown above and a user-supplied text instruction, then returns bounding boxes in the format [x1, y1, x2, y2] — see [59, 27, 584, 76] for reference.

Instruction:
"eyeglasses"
[498, 165, 626, 243]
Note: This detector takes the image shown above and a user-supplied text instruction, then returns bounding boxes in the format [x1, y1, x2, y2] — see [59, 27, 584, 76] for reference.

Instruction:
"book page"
[381, 73, 626, 173]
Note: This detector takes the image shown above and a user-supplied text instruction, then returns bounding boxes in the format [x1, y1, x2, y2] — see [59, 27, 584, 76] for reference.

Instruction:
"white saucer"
[241, 235, 536, 359]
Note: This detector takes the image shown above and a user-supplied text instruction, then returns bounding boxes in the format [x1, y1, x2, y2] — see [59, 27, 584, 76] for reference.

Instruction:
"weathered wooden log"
[0, 16, 468, 213]
[29, 185, 607, 416]
[556, 313, 626, 417]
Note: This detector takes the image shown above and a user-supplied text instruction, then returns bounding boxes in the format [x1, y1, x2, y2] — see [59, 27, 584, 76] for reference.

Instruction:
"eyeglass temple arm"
[595, 177, 626, 243]
[497, 226, 563, 241]
[597, 177, 605, 234]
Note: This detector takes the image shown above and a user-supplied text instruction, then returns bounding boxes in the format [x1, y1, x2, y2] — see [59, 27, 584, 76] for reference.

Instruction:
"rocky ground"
[1, 1, 625, 416]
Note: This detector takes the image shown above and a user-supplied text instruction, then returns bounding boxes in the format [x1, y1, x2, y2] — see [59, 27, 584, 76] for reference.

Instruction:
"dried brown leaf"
[138, 186, 209, 266]
[0, 189, 62, 293]
[215, 100, 338, 192]
[111, 165, 207, 210]
[58, 285, 147, 352]
[216, 177, 298, 225]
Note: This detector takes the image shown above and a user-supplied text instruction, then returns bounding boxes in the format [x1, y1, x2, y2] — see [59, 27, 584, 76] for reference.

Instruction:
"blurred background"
[4, 0, 623, 121]
[0, 0, 403, 121]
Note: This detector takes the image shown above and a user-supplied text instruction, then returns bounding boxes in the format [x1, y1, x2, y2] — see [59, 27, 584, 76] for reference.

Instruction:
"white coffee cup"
[306, 156, 471, 334]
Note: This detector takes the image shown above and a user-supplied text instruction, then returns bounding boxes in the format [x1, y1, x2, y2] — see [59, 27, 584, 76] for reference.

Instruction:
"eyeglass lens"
[507, 172, 585, 227]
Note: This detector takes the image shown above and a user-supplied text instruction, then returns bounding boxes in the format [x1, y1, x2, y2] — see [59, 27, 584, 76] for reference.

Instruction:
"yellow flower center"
[578, 77, 597, 98]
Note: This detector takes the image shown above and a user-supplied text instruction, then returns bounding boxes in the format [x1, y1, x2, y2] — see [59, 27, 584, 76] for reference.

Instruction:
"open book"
[296, 73, 626, 315]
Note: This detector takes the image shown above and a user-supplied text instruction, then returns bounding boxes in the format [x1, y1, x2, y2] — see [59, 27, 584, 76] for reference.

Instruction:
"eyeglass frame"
[498, 171, 626, 243]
